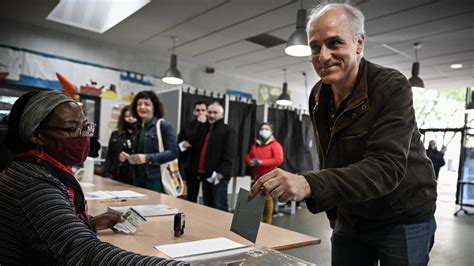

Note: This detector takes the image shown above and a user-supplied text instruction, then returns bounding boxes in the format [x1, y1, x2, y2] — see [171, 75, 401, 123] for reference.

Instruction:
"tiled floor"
[272, 172, 474, 265]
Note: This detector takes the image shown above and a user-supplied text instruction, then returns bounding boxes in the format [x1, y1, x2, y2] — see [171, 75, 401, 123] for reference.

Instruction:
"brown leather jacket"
[303, 58, 437, 231]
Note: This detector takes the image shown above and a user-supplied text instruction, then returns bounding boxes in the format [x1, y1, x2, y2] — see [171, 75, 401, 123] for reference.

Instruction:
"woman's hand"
[128, 154, 147, 165]
[119, 151, 129, 162]
[92, 210, 124, 231]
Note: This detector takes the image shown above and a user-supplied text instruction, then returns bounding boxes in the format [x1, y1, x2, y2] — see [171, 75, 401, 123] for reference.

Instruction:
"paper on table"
[230, 188, 265, 243]
[79, 182, 95, 188]
[85, 190, 147, 200]
[84, 191, 116, 200]
[109, 204, 179, 217]
[155, 237, 244, 258]
[106, 190, 147, 198]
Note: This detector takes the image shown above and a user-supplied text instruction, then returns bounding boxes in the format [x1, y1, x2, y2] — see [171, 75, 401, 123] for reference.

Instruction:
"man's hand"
[129, 154, 147, 165]
[250, 168, 311, 202]
[441, 146, 447, 153]
[197, 114, 207, 123]
[92, 210, 124, 231]
[119, 151, 129, 162]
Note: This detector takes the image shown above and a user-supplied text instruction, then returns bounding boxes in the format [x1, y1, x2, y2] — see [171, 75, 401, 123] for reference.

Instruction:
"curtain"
[268, 109, 318, 174]
[227, 100, 257, 176]
[268, 108, 301, 173]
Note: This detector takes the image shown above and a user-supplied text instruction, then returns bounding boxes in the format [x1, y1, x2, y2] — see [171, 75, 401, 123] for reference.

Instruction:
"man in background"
[197, 102, 236, 211]
[178, 101, 208, 203]
[426, 140, 446, 180]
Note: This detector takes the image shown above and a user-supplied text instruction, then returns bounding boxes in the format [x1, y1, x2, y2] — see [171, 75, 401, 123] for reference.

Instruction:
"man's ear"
[356, 33, 365, 54]
[31, 131, 46, 146]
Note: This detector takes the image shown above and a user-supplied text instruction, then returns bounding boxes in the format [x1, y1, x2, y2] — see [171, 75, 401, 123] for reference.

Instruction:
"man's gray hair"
[307, 1, 365, 40]
[209, 101, 224, 114]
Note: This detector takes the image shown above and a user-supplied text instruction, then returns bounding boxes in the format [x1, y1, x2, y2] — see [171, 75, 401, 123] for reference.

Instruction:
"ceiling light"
[285, 0, 311, 57]
[276, 69, 293, 106]
[162, 36, 184, 85]
[450, 64, 463, 69]
[408, 42, 424, 89]
[47, 0, 150, 34]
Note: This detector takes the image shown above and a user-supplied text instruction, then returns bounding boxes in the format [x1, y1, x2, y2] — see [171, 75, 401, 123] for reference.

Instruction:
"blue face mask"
[259, 129, 271, 139]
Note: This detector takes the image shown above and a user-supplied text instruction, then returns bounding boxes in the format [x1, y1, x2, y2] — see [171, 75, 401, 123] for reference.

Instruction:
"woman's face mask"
[259, 129, 272, 139]
[49, 136, 90, 166]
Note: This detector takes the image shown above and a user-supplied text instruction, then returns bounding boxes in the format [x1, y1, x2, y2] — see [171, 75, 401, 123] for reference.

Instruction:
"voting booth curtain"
[227, 100, 257, 176]
[268, 108, 317, 174]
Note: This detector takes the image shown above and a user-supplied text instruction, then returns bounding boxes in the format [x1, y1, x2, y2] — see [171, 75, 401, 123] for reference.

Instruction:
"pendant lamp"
[408, 42, 424, 89]
[276, 69, 293, 106]
[285, 0, 311, 57]
[162, 36, 184, 85]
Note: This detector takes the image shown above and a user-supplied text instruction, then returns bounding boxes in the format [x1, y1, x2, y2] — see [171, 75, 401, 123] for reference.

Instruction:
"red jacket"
[245, 137, 284, 179]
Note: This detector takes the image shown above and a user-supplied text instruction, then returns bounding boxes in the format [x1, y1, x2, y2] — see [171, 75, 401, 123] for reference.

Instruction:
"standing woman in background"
[120, 91, 178, 193]
[103, 105, 136, 184]
[245, 122, 283, 223]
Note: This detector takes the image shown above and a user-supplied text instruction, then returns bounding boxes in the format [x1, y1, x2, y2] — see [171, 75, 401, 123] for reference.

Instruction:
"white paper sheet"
[79, 182, 95, 188]
[155, 237, 244, 258]
[109, 204, 179, 217]
[106, 190, 147, 198]
[85, 190, 147, 200]
[84, 191, 116, 200]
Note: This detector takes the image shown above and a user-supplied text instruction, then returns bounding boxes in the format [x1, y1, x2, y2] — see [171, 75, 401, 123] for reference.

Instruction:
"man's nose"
[319, 45, 332, 65]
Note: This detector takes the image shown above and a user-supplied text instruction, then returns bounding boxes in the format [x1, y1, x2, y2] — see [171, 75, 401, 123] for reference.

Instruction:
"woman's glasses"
[46, 122, 96, 137]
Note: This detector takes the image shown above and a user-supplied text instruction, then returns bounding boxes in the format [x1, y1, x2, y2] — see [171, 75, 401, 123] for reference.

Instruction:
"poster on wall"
[257, 84, 289, 105]
[0, 45, 171, 102]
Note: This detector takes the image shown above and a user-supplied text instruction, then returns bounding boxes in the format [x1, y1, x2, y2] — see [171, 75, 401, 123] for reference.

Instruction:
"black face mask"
[123, 121, 136, 131]
[88, 136, 101, 158]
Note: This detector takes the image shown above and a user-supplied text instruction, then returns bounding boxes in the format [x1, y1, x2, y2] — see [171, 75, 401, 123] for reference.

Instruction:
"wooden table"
[84, 175, 321, 257]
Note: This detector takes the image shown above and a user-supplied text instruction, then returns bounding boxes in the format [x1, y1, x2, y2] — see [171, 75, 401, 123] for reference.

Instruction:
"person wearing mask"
[120, 91, 179, 194]
[251, 3, 437, 265]
[245, 122, 283, 223]
[177, 101, 208, 202]
[426, 140, 446, 180]
[0, 90, 183, 265]
[103, 105, 136, 184]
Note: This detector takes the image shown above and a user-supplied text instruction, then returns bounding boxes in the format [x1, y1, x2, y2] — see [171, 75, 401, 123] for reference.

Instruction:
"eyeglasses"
[46, 122, 96, 137]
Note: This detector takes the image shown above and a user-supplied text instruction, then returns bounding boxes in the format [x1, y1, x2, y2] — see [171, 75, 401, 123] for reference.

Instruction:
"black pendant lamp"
[285, 0, 311, 57]
[408, 42, 424, 89]
[162, 36, 184, 85]
[276, 69, 293, 106]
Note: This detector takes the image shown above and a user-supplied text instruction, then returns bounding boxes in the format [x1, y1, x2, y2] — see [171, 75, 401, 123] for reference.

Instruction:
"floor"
[271, 170, 474, 266]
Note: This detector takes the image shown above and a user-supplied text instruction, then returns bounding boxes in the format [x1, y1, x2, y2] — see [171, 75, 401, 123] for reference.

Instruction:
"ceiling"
[1, 0, 473, 93]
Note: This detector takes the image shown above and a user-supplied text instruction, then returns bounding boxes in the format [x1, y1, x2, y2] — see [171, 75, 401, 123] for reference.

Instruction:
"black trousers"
[185, 170, 201, 203]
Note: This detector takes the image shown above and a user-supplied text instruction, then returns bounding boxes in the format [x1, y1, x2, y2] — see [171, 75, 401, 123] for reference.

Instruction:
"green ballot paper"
[230, 188, 265, 243]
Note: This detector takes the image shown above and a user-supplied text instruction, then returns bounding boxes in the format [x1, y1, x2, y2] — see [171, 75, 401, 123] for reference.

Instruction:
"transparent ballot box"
[175, 245, 315, 266]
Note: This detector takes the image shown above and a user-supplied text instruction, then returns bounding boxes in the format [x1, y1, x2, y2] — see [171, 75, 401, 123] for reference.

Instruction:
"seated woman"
[0, 90, 183, 265]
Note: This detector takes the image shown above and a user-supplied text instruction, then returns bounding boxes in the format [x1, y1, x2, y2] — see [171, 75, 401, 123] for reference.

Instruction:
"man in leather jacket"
[251, 3, 437, 265]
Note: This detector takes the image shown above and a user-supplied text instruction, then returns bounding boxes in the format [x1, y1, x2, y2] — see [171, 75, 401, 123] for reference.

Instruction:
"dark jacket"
[103, 130, 134, 184]
[304, 58, 437, 231]
[185, 119, 237, 180]
[178, 119, 207, 164]
[426, 148, 445, 178]
[142, 118, 179, 179]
